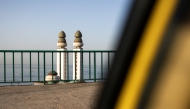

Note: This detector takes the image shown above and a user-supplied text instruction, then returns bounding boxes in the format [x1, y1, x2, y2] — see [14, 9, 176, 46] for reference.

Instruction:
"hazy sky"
[0, 0, 133, 50]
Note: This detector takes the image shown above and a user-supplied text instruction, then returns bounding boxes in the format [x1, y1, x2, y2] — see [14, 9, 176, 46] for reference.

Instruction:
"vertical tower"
[73, 30, 83, 81]
[57, 31, 67, 80]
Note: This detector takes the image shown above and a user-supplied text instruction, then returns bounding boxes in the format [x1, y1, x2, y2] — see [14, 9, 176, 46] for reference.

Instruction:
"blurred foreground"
[0, 83, 103, 109]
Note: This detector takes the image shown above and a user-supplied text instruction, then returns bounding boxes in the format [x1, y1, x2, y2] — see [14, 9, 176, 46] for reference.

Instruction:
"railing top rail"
[0, 50, 116, 52]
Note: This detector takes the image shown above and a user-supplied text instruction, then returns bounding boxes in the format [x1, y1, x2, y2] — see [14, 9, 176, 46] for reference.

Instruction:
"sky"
[0, 0, 133, 50]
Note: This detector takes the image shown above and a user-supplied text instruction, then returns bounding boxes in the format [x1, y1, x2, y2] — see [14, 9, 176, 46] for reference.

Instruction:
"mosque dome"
[58, 31, 66, 38]
[57, 31, 67, 48]
[74, 30, 82, 38]
[73, 30, 83, 48]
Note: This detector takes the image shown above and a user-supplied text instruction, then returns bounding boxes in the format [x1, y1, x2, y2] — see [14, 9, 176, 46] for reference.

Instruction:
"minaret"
[57, 31, 67, 80]
[73, 30, 83, 81]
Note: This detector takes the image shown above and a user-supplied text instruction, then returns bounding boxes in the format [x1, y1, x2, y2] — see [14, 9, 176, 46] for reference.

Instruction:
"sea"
[0, 64, 108, 86]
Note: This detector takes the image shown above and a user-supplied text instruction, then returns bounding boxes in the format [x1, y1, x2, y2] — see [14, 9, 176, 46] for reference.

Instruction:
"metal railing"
[0, 50, 116, 85]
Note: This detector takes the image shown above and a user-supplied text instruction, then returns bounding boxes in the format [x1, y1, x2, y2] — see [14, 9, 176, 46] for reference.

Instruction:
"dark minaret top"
[58, 31, 66, 43]
[57, 31, 67, 48]
[73, 30, 83, 48]
[74, 30, 83, 43]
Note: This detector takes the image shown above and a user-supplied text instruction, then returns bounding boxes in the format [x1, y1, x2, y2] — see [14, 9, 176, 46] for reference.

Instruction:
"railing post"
[13, 52, 14, 82]
[94, 52, 96, 82]
[30, 52, 31, 81]
[67, 52, 69, 80]
[52, 52, 54, 82]
[43, 52, 46, 85]
[82, 51, 83, 80]
[4, 52, 6, 82]
[89, 52, 91, 79]
[21, 52, 23, 82]
[38, 52, 40, 81]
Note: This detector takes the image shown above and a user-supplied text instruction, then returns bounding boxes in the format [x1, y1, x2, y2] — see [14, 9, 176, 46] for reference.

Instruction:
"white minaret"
[73, 30, 83, 81]
[57, 31, 67, 80]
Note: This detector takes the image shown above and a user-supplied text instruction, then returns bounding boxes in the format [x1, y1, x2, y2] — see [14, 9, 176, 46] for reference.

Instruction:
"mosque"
[46, 30, 84, 83]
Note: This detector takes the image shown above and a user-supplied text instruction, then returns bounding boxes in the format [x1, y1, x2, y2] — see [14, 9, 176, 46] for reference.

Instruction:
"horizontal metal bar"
[0, 78, 107, 83]
[0, 50, 116, 52]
